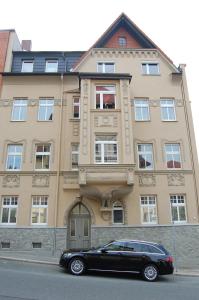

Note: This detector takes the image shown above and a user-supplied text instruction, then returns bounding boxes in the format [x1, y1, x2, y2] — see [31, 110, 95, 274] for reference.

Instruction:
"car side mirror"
[100, 248, 108, 253]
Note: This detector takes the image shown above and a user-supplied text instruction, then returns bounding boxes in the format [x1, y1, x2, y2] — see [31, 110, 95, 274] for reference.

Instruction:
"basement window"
[1, 242, 10, 249]
[32, 242, 42, 249]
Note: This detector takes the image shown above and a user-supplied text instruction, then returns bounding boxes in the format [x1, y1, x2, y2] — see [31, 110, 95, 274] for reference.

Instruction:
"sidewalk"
[0, 250, 199, 277]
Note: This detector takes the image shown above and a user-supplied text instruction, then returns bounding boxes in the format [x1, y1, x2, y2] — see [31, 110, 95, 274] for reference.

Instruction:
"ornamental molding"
[73, 123, 79, 136]
[167, 173, 185, 186]
[2, 174, 20, 188]
[92, 49, 159, 59]
[139, 174, 156, 186]
[32, 174, 50, 187]
[94, 115, 118, 127]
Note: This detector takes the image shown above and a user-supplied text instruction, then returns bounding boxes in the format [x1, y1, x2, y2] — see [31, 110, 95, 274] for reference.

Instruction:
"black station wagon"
[59, 239, 174, 281]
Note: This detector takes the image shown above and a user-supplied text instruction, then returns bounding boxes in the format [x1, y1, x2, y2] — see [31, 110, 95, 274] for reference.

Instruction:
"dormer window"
[21, 60, 34, 72]
[45, 60, 58, 72]
[97, 62, 115, 73]
[118, 36, 127, 47]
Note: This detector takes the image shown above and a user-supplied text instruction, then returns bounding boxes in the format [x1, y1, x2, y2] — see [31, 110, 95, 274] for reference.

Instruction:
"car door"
[119, 242, 150, 272]
[88, 241, 125, 271]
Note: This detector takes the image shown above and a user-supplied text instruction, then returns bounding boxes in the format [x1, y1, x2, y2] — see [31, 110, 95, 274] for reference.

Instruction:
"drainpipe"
[180, 64, 199, 222]
[53, 73, 64, 255]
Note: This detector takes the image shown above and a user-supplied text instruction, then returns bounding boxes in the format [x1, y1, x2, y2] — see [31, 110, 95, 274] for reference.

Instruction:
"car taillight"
[166, 256, 173, 263]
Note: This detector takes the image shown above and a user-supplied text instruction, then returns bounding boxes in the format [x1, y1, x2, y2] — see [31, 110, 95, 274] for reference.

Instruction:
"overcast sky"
[1, 0, 198, 153]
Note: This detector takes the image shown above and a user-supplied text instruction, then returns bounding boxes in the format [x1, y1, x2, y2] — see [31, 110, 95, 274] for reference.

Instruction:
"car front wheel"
[69, 258, 85, 275]
[142, 264, 159, 282]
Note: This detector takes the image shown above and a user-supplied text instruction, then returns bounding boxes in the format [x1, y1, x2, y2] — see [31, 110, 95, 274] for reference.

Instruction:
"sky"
[1, 0, 199, 152]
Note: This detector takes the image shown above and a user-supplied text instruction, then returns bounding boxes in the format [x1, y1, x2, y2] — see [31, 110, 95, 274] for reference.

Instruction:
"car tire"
[68, 258, 85, 275]
[142, 264, 159, 282]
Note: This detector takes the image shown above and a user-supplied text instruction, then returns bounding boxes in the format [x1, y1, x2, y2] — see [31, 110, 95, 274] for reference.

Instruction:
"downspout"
[180, 65, 199, 222]
[53, 73, 64, 254]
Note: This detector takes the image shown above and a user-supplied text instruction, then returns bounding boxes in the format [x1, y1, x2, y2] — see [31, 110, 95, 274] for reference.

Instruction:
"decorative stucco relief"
[64, 174, 79, 184]
[94, 115, 118, 127]
[2, 175, 20, 188]
[139, 174, 156, 186]
[73, 123, 79, 136]
[79, 168, 86, 185]
[167, 173, 185, 186]
[32, 175, 50, 187]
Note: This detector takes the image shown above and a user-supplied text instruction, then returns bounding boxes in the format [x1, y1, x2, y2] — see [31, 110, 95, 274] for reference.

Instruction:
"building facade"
[0, 14, 199, 266]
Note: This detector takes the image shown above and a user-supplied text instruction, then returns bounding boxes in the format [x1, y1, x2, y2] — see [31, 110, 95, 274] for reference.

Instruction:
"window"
[140, 196, 157, 224]
[170, 195, 187, 223]
[96, 86, 116, 109]
[142, 62, 159, 75]
[31, 196, 48, 225]
[45, 60, 58, 72]
[11, 99, 27, 121]
[1, 196, 18, 224]
[118, 37, 127, 47]
[137, 144, 154, 169]
[35, 144, 50, 170]
[165, 144, 181, 169]
[21, 60, 34, 72]
[73, 98, 80, 118]
[6, 144, 23, 171]
[71, 144, 79, 170]
[95, 135, 118, 164]
[160, 99, 176, 121]
[104, 241, 125, 251]
[112, 201, 124, 224]
[97, 62, 115, 73]
[134, 99, 150, 121]
[38, 99, 54, 121]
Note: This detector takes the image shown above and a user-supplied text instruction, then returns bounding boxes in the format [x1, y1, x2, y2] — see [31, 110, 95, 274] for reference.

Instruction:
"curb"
[0, 256, 58, 266]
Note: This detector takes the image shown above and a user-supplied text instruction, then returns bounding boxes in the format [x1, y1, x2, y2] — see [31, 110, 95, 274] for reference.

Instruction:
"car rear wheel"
[69, 258, 85, 275]
[142, 264, 159, 282]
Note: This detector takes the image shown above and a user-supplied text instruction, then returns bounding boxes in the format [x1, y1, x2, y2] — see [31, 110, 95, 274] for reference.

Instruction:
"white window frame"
[141, 62, 160, 75]
[160, 99, 176, 121]
[97, 62, 115, 73]
[71, 144, 79, 170]
[134, 99, 150, 121]
[31, 196, 48, 225]
[11, 99, 28, 121]
[170, 195, 187, 224]
[137, 144, 154, 170]
[165, 143, 182, 169]
[45, 60, 58, 72]
[118, 36, 127, 47]
[38, 99, 54, 121]
[73, 98, 80, 119]
[21, 60, 34, 72]
[95, 85, 116, 109]
[112, 201, 124, 224]
[6, 144, 23, 171]
[95, 136, 118, 164]
[1, 196, 18, 225]
[35, 144, 51, 171]
[140, 195, 157, 224]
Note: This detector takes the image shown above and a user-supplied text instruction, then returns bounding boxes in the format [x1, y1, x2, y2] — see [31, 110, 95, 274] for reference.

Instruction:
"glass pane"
[7, 156, 14, 169]
[46, 61, 58, 72]
[172, 206, 178, 221]
[96, 86, 115, 92]
[43, 155, 50, 169]
[38, 106, 46, 120]
[80, 205, 89, 215]
[70, 219, 76, 236]
[73, 105, 79, 118]
[32, 208, 39, 223]
[35, 155, 42, 169]
[10, 208, 17, 223]
[113, 210, 123, 223]
[103, 94, 115, 109]
[142, 207, 149, 223]
[96, 94, 100, 109]
[142, 107, 149, 120]
[46, 107, 53, 120]
[44, 145, 50, 152]
[14, 156, 21, 169]
[142, 64, 147, 74]
[97, 63, 103, 72]
[12, 106, 20, 120]
[179, 206, 186, 221]
[105, 63, 114, 73]
[135, 107, 142, 120]
[173, 155, 181, 168]
[149, 64, 158, 74]
[83, 219, 89, 237]
[2, 208, 9, 223]
[71, 205, 80, 215]
[168, 107, 175, 120]
[40, 208, 47, 223]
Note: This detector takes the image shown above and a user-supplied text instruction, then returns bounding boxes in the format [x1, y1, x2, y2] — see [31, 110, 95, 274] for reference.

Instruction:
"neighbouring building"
[0, 14, 199, 267]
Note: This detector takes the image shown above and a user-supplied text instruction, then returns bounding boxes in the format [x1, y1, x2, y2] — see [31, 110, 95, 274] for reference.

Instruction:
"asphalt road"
[0, 260, 199, 300]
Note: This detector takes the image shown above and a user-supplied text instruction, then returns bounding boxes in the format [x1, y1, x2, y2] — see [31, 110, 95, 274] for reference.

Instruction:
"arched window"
[112, 201, 124, 224]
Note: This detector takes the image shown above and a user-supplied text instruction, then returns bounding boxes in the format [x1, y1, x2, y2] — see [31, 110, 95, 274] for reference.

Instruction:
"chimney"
[21, 40, 32, 51]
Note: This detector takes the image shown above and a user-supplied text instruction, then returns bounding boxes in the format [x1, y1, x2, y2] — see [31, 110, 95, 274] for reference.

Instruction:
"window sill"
[69, 118, 80, 122]
[37, 120, 53, 122]
[142, 74, 161, 76]
[10, 120, 27, 122]
[91, 109, 121, 112]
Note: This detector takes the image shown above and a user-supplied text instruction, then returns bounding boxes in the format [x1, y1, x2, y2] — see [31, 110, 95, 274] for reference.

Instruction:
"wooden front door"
[68, 203, 91, 250]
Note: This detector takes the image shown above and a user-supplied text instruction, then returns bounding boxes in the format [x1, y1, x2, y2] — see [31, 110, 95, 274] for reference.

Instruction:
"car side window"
[105, 241, 125, 251]
[125, 242, 142, 252]
[144, 244, 163, 254]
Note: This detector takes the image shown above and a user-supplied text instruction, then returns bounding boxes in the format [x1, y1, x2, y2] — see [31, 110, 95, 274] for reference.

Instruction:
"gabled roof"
[73, 13, 174, 71]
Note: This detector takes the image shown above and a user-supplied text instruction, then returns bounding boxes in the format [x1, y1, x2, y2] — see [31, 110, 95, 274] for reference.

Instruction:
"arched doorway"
[68, 203, 91, 250]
